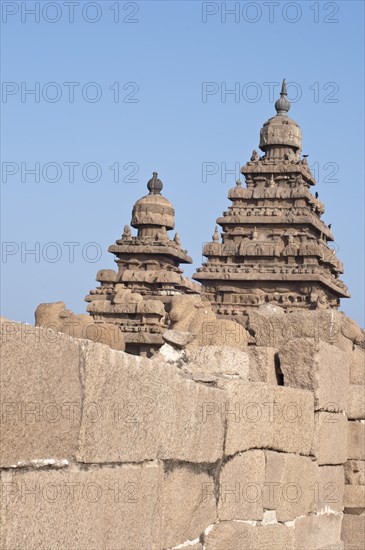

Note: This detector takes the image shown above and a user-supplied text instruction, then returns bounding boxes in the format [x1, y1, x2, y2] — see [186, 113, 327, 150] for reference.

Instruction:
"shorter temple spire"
[275, 78, 291, 115]
[85, 171, 200, 356]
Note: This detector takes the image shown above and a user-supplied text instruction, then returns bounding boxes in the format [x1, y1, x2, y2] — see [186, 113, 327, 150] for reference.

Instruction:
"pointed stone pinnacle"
[275, 79, 291, 115]
[212, 226, 220, 243]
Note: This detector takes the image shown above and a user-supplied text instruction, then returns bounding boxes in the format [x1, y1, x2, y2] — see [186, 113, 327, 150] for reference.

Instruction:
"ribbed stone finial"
[275, 79, 291, 115]
[212, 226, 220, 243]
[147, 172, 163, 195]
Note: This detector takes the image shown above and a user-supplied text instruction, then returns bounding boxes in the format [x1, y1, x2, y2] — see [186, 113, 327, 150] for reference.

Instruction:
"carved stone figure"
[169, 294, 248, 348]
[122, 225, 132, 239]
[223, 241, 236, 255]
[283, 236, 298, 256]
[35, 301, 125, 351]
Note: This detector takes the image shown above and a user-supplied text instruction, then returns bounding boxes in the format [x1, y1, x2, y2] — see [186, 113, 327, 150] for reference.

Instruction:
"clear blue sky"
[1, 0, 364, 327]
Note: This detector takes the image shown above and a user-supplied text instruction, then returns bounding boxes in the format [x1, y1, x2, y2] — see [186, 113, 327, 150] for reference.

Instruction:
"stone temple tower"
[86, 172, 200, 355]
[193, 80, 349, 316]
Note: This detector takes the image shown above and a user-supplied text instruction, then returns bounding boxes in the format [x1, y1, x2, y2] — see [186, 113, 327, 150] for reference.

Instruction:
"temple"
[193, 80, 349, 316]
[85, 81, 350, 349]
[85, 172, 200, 355]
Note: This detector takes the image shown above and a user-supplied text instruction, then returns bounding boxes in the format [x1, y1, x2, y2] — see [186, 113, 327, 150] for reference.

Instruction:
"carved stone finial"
[174, 232, 181, 245]
[275, 79, 291, 115]
[212, 226, 220, 243]
[147, 172, 163, 195]
[250, 150, 259, 161]
[236, 179, 242, 187]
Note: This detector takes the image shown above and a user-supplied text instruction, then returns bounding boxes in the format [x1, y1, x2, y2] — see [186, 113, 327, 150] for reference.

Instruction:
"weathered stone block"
[223, 382, 271, 454]
[77, 342, 225, 463]
[224, 382, 314, 456]
[185, 346, 249, 379]
[205, 522, 294, 550]
[264, 451, 317, 520]
[315, 465, 344, 513]
[248, 310, 330, 346]
[0, 463, 163, 550]
[0, 321, 82, 467]
[293, 513, 343, 549]
[162, 329, 195, 348]
[341, 513, 365, 550]
[161, 466, 216, 549]
[194, 319, 248, 349]
[344, 485, 365, 513]
[349, 347, 365, 385]
[345, 460, 365, 485]
[272, 386, 314, 454]
[312, 412, 348, 465]
[348, 421, 365, 460]
[348, 385, 365, 420]
[247, 310, 363, 353]
[279, 338, 349, 412]
[218, 450, 265, 521]
[247, 346, 279, 384]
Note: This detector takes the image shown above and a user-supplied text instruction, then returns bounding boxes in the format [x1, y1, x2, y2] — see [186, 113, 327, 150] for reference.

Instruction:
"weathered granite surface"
[1, 312, 363, 549]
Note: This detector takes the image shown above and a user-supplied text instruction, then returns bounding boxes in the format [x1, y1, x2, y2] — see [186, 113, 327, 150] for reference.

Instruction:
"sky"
[1, 0, 364, 327]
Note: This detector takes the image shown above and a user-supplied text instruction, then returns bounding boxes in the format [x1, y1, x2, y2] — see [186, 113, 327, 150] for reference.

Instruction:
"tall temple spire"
[193, 82, 349, 315]
[275, 78, 291, 115]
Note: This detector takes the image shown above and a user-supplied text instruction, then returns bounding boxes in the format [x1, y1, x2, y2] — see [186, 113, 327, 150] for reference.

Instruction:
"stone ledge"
[224, 382, 314, 456]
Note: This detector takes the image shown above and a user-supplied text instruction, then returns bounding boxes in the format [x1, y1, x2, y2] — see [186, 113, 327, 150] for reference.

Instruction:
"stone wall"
[1, 312, 364, 549]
